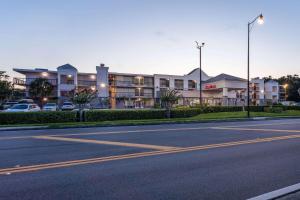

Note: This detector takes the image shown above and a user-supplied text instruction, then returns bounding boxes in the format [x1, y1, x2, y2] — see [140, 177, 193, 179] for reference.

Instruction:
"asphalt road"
[1, 119, 300, 200]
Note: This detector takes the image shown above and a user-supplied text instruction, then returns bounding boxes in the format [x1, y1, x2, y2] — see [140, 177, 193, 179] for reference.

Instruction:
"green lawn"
[1, 110, 300, 129]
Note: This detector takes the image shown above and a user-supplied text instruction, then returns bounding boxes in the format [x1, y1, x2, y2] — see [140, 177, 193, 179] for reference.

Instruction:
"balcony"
[109, 80, 154, 87]
[78, 80, 96, 87]
[13, 78, 57, 86]
[112, 92, 153, 98]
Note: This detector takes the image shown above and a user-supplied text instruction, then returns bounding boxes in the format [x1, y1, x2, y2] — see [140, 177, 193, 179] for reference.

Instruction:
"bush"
[85, 109, 166, 122]
[0, 111, 77, 125]
[264, 107, 283, 113]
[171, 108, 201, 118]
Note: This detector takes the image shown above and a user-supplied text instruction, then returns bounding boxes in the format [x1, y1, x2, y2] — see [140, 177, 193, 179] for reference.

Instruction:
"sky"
[0, 0, 300, 79]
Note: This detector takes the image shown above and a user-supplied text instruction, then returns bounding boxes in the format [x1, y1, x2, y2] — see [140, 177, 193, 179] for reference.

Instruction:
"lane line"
[34, 136, 179, 151]
[1, 121, 299, 141]
[213, 127, 300, 133]
[2, 134, 300, 175]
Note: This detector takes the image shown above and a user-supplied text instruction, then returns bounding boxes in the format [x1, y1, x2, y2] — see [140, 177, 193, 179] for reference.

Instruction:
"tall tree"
[0, 71, 13, 103]
[29, 78, 54, 105]
[160, 89, 181, 118]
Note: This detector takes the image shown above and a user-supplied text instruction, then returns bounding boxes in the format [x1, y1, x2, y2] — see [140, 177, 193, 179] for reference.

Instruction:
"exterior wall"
[13, 65, 281, 108]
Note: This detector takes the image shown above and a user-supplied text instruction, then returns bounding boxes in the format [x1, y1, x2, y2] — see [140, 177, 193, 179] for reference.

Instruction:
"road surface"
[0, 119, 300, 200]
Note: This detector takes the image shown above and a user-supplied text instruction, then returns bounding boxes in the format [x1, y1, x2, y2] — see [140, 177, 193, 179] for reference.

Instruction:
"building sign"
[205, 84, 217, 89]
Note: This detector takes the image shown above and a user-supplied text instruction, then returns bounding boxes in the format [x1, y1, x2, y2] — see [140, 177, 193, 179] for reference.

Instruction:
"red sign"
[205, 84, 216, 89]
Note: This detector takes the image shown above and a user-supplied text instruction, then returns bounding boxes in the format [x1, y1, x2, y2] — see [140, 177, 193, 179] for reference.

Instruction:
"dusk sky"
[1, 0, 300, 78]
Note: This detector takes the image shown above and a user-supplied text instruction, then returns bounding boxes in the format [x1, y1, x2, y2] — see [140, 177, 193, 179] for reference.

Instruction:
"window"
[174, 79, 184, 90]
[134, 76, 144, 85]
[188, 80, 196, 90]
[135, 88, 144, 96]
[272, 86, 277, 92]
[60, 74, 74, 84]
[160, 78, 169, 88]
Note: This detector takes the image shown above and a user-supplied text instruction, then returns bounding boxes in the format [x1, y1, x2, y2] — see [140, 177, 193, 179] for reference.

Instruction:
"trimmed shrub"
[85, 109, 166, 122]
[171, 108, 201, 118]
[264, 107, 283, 113]
[0, 111, 77, 125]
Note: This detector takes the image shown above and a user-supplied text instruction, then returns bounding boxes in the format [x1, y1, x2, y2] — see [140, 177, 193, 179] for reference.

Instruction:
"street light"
[247, 13, 264, 118]
[195, 41, 205, 106]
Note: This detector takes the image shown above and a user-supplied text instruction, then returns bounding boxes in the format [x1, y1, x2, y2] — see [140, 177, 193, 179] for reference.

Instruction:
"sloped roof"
[57, 64, 77, 71]
[187, 68, 209, 77]
[204, 73, 246, 83]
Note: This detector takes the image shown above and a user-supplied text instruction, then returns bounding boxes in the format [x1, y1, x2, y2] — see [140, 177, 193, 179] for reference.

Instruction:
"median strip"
[2, 134, 300, 175]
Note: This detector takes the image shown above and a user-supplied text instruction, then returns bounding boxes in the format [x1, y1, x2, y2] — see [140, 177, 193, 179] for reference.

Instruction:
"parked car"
[61, 102, 75, 111]
[1, 101, 18, 110]
[43, 103, 58, 111]
[18, 99, 34, 104]
[4, 104, 41, 112]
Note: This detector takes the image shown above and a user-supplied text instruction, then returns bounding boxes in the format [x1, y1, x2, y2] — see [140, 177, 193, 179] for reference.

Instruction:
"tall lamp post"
[195, 41, 205, 106]
[247, 14, 264, 118]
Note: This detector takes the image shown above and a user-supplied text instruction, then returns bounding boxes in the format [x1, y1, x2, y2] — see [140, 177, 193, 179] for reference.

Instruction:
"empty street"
[1, 119, 300, 200]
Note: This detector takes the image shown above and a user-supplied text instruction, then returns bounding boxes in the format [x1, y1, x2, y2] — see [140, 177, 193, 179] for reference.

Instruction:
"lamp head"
[257, 14, 264, 25]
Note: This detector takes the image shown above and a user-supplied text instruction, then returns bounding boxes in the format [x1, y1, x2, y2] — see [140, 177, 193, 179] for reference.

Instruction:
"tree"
[277, 74, 300, 102]
[29, 78, 54, 105]
[72, 88, 97, 121]
[0, 71, 13, 103]
[160, 89, 181, 118]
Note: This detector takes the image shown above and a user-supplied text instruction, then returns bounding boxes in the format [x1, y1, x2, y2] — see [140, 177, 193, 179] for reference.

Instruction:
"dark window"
[188, 80, 196, 89]
[160, 78, 169, 88]
[174, 79, 184, 90]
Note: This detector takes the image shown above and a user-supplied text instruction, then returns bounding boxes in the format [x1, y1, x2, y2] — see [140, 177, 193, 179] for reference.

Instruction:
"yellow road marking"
[34, 136, 178, 151]
[2, 134, 300, 175]
[213, 127, 300, 133]
[0, 121, 299, 141]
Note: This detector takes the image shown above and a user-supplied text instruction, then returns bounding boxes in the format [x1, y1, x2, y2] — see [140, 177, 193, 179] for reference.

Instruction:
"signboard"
[205, 84, 217, 89]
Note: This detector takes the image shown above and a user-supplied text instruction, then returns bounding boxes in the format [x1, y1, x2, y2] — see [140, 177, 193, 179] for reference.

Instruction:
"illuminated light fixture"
[257, 14, 264, 25]
[283, 84, 288, 89]
[91, 86, 96, 91]
[41, 72, 48, 77]
[90, 75, 96, 79]
[137, 87, 141, 90]
[43, 97, 48, 101]
[260, 90, 264, 93]
[67, 74, 72, 78]
[100, 83, 106, 88]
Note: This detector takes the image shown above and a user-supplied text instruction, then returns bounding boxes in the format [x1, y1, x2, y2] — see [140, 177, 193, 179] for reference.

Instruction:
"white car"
[5, 104, 41, 112]
[43, 103, 58, 111]
[61, 102, 75, 111]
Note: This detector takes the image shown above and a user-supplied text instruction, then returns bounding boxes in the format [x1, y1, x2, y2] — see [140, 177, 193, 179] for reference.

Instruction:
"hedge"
[85, 109, 166, 122]
[0, 111, 77, 125]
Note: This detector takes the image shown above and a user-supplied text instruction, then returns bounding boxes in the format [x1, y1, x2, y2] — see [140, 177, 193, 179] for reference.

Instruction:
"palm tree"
[29, 78, 53, 106]
[160, 89, 181, 118]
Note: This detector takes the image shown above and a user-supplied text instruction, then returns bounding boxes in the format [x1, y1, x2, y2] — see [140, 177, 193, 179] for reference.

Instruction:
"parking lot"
[1, 119, 300, 199]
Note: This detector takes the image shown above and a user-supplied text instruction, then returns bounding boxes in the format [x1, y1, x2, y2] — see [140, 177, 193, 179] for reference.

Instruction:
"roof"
[187, 68, 209, 77]
[57, 64, 78, 71]
[204, 73, 246, 83]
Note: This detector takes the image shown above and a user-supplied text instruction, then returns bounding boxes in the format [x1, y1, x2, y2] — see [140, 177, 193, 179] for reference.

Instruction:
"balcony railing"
[13, 78, 57, 86]
[109, 80, 154, 87]
[111, 92, 153, 98]
[78, 80, 96, 87]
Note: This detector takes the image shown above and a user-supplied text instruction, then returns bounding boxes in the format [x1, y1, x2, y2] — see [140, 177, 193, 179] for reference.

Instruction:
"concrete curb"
[248, 183, 300, 200]
[0, 116, 300, 132]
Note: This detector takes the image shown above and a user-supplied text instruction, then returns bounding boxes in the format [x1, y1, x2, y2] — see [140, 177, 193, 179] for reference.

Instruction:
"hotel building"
[13, 63, 281, 108]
